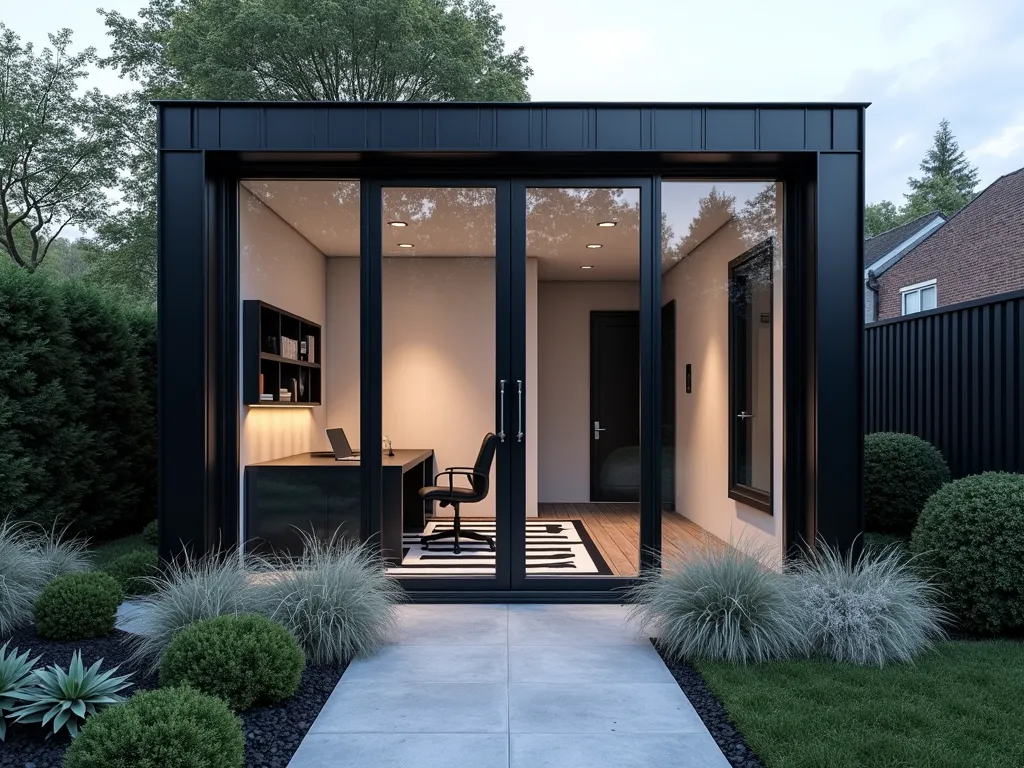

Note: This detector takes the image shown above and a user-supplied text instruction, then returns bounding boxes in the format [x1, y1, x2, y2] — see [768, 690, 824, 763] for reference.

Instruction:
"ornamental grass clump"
[127, 548, 269, 672]
[260, 531, 405, 666]
[0, 519, 46, 635]
[627, 542, 803, 664]
[789, 541, 948, 666]
[29, 522, 91, 582]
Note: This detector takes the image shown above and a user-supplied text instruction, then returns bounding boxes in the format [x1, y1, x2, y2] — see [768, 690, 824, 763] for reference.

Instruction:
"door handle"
[498, 380, 506, 442]
[517, 380, 523, 443]
[593, 420, 606, 440]
[736, 411, 755, 420]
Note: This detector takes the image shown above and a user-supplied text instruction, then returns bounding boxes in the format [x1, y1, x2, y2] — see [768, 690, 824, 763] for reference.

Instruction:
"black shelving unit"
[243, 300, 322, 406]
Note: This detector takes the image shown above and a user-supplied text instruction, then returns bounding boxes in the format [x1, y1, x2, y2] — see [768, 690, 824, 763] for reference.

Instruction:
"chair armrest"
[433, 468, 486, 493]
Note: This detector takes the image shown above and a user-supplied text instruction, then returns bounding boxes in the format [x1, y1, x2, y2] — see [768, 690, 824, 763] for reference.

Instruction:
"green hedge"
[0, 262, 156, 538]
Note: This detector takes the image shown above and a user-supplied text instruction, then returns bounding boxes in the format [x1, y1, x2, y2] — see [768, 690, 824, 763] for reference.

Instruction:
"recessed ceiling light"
[388, 221, 408, 227]
[597, 221, 617, 227]
[397, 243, 414, 248]
[580, 265, 594, 270]
[586, 243, 603, 249]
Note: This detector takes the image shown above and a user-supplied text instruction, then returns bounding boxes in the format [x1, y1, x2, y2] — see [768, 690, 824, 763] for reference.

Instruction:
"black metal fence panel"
[865, 290, 1024, 478]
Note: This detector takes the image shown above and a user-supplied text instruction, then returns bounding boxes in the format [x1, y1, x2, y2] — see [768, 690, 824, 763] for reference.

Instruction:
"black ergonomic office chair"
[418, 433, 498, 554]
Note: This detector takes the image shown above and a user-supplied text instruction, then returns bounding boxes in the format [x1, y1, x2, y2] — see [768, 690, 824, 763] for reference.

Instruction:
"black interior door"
[590, 311, 640, 501]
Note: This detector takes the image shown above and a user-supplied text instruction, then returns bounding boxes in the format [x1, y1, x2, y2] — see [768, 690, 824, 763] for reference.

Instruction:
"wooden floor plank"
[537, 502, 718, 576]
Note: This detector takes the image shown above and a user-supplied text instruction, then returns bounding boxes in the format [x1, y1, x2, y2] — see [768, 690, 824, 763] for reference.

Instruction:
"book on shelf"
[260, 393, 274, 401]
[306, 335, 315, 363]
[278, 336, 299, 360]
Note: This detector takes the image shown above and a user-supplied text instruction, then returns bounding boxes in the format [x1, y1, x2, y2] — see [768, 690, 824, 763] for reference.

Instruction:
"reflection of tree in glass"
[243, 181, 361, 245]
[383, 187, 496, 256]
[526, 188, 639, 256]
[737, 183, 777, 250]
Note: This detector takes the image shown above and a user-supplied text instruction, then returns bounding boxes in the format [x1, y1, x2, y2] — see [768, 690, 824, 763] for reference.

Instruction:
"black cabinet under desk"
[244, 450, 434, 562]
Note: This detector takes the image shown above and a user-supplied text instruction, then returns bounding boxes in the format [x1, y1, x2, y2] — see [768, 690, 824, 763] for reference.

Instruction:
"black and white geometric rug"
[388, 519, 612, 576]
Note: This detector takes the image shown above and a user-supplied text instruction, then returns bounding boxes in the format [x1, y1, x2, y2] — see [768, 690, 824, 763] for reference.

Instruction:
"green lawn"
[92, 533, 150, 568]
[695, 641, 1024, 768]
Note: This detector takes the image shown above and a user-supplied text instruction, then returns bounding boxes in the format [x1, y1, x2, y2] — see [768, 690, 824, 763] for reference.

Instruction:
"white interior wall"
[325, 256, 540, 519]
[661, 219, 784, 561]
[238, 188, 329, 541]
[536, 281, 640, 502]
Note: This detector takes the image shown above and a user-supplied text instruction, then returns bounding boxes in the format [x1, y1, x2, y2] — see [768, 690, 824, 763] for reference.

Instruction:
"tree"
[93, 0, 531, 303]
[904, 119, 979, 218]
[0, 26, 122, 271]
[865, 200, 903, 237]
[102, 0, 532, 102]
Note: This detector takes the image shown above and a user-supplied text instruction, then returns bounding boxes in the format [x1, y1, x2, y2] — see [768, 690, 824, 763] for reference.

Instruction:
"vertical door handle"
[498, 380, 506, 442]
[517, 380, 523, 442]
[593, 420, 606, 440]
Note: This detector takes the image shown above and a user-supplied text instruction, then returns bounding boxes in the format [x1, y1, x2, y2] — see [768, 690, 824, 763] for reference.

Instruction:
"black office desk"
[245, 449, 434, 562]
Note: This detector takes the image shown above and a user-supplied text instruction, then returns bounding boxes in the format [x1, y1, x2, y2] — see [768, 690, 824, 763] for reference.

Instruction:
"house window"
[728, 239, 773, 514]
[901, 279, 937, 315]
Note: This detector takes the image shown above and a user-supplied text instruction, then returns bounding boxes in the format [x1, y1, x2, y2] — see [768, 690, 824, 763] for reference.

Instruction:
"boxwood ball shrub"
[62, 686, 244, 768]
[159, 613, 305, 711]
[34, 571, 123, 640]
[864, 432, 950, 536]
[912, 472, 1024, 635]
[103, 547, 158, 596]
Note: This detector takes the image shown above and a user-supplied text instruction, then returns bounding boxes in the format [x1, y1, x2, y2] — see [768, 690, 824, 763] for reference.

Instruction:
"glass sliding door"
[510, 179, 655, 590]
[378, 182, 513, 590]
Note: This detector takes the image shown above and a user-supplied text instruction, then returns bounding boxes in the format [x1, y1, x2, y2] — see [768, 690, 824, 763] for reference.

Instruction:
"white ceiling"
[242, 179, 768, 281]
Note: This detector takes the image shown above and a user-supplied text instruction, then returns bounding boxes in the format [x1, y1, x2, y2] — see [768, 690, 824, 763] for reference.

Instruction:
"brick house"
[867, 167, 1024, 321]
[864, 212, 946, 321]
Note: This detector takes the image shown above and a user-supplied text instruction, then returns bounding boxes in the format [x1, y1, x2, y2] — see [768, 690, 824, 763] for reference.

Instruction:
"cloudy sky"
[14, 0, 1024, 206]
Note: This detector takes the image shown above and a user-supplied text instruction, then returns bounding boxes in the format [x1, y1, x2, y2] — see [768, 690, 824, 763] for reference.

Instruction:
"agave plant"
[9, 651, 132, 739]
[0, 642, 40, 741]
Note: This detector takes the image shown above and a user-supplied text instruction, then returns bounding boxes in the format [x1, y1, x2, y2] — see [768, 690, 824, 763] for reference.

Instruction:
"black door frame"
[368, 178, 515, 593]
[508, 177, 657, 593]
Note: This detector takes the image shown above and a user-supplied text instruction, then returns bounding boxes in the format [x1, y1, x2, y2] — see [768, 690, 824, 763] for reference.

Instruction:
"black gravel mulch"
[0, 627, 347, 768]
[652, 640, 767, 768]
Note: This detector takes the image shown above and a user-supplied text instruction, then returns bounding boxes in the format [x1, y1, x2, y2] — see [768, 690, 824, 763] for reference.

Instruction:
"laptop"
[324, 428, 360, 461]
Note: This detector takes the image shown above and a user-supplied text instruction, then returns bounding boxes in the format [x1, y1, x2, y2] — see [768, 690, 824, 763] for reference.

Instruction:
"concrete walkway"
[287, 604, 730, 768]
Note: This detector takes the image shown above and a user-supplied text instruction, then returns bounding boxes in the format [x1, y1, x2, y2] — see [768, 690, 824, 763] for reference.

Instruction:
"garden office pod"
[155, 101, 865, 600]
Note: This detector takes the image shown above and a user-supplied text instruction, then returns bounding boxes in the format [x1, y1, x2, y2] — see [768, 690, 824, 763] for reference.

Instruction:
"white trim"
[900, 279, 938, 315]
[899, 278, 937, 294]
[863, 215, 945, 279]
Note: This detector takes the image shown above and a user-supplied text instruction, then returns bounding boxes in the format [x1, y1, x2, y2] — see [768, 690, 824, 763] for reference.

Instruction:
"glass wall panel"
[238, 180, 361, 557]
[528, 187, 641, 577]
[660, 180, 784, 562]
[381, 187, 498, 578]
